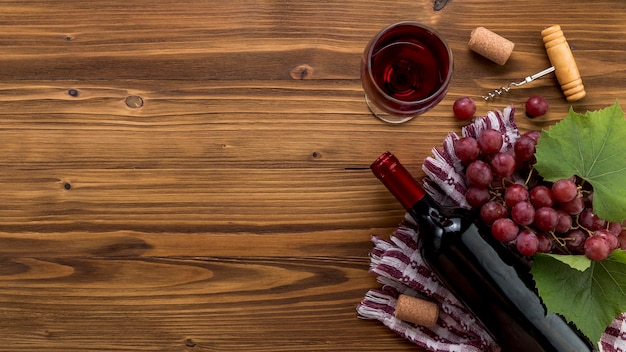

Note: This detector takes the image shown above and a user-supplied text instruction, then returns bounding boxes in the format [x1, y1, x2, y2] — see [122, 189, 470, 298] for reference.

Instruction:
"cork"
[394, 294, 439, 328]
[468, 27, 515, 65]
[541, 25, 586, 102]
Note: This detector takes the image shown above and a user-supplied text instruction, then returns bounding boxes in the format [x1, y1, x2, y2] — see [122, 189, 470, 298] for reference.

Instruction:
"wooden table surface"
[1, 0, 624, 351]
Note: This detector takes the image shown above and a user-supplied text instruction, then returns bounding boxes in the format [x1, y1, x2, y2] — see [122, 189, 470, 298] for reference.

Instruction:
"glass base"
[365, 95, 415, 124]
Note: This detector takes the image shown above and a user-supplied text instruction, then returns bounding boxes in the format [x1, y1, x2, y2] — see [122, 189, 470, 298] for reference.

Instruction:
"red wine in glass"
[361, 22, 453, 123]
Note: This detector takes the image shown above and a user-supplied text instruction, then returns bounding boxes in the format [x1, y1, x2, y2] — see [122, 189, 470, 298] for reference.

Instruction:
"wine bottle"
[370, 151, 593, 352]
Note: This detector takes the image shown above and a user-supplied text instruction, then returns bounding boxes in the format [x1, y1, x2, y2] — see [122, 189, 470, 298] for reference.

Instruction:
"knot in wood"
[290, 64, 314, 80]
[125, 95, 144, 108]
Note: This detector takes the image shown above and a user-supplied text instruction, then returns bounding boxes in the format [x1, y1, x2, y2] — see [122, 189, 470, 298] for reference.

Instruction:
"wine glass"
[361, 21, 453, 124]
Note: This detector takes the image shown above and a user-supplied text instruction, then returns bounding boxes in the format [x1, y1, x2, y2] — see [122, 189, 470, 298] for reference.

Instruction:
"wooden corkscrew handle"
[541, 25, 586, 102]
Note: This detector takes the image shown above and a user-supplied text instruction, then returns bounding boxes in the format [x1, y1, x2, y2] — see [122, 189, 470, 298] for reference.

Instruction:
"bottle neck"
[370, 152, 427, 210]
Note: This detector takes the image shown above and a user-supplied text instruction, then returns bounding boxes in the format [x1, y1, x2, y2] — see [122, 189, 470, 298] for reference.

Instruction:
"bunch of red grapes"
[454, 128, 625, 261]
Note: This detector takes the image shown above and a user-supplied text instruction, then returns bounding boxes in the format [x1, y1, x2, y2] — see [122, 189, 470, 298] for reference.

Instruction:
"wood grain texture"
[1, 0, 625, 351]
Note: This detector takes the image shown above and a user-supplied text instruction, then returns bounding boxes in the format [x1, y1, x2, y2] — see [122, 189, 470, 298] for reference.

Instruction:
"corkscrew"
[481, 25, 586, 102]
[482, 67, 556, 101]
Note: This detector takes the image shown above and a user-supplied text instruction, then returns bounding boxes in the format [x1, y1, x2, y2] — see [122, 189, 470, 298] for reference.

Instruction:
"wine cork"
[468, 27, 515, 65]
[394, 294, 439, 328]
[541, 25, 586, 102]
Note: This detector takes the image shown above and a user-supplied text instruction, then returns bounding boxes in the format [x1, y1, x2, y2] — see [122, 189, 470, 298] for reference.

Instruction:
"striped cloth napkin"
[357, 106, 626, 351]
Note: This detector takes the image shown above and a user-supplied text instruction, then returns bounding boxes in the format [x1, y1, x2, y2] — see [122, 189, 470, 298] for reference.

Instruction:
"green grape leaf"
[531, 250, 626, 345]
[534, 100, 626, 222]
[543, 253, 592, 272]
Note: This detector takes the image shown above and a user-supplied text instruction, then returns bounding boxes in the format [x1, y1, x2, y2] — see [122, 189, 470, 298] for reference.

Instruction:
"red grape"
[559, 196, 585, 215]
[491, 218, 519, 242]
[595, 229, 619, 250]
[480, 201, 508, 225]
[529, 185, 553, 208]
[551, 179, 578, 203]
[466, 160, 493, 188]
[504, 184, 529, 208]
[513, 135, 537, 162]
[584, 235, 611, 261]
[525, 95, 549, 118]
[534, 207, 559, 232]
[453, 97, 476, 120]
[523, 130, 542, 143]
[466, 186, 491, 208]
[516, 229, 539, 256]
[454, 137, 480, 163]
[579, 208, 607, 231]
[608, 222, 622, 236]
[565, 229, 587, 254]
[490, 152, 516, 177]
[619, 229, 626, 250]
[554, 210, 572, 234]
[537, 234, 552, 253]
[511, 201, 535, 226]
[478, 129, 503, 154]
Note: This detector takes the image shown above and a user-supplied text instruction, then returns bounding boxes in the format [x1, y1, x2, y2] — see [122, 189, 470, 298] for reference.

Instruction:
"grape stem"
[572, 213, 595, 236]
[546, 230, 571, 254]
[524, 165, 538, 186]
